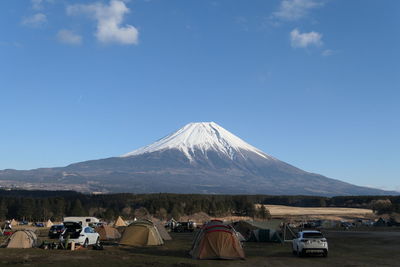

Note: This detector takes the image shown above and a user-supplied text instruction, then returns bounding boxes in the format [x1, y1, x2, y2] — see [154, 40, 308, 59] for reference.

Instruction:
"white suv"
[60, 221, 100, 247]
[292, 230, 328, 257]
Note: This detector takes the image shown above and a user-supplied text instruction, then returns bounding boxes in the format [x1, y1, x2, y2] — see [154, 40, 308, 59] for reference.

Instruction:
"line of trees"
[0, 190, 398, 222]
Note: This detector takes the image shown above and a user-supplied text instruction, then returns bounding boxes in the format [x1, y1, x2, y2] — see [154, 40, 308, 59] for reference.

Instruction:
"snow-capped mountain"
[121, 122, 270, 161]
[0, 122, 396, 196]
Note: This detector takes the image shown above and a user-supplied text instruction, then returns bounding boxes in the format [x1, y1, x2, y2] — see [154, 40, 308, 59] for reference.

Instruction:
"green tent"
[233, 220, 283, 243]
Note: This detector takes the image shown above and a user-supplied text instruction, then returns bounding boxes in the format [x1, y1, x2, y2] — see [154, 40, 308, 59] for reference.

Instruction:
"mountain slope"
[0, 122, 396, 196]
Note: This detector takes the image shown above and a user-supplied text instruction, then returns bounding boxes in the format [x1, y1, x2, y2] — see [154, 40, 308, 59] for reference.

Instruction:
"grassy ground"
[0, 229, 399, 266]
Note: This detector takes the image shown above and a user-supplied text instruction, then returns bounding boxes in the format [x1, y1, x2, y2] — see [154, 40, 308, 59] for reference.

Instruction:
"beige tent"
[190, 220, 245, 260]
[7, 230, 37, 248]
[96, 225, 121, 240]
[45, 219, 53, 228]
[154, 221, 172, 241]
[10, 219, 18, 227]
[119, 220, 164, 246]
[114, 216, 127, 227]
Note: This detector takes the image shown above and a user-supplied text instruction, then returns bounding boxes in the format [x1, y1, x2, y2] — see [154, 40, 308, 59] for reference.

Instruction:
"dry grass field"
[0, 228, 399, 266]
[259, 204, 374, 220]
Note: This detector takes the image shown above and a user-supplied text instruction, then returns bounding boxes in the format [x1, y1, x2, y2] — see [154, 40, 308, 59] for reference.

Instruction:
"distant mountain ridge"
[0, 122, 396, 196]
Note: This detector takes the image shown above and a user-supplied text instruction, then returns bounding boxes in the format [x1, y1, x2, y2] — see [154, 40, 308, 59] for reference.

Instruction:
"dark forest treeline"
[0, 190, 399, 221]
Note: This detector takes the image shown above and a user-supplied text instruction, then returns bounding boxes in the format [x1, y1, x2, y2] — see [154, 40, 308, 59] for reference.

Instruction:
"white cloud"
[290, 28, 322, 48]
[67, 0, 138, 45]
[273, 0, 323, 21]
[57, 30, 82, 45]
[21, 13, 47, 27]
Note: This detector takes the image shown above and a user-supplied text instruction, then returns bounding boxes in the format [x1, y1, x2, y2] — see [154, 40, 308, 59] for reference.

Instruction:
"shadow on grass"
[119, 246, 191, 259]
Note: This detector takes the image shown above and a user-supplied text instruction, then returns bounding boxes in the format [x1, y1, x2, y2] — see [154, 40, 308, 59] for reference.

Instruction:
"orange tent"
[189, 220, 245, 260]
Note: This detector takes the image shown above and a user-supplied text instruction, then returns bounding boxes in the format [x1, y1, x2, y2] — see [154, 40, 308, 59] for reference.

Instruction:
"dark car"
[173, 221, 196, 232]
[48, 224, 65, 238]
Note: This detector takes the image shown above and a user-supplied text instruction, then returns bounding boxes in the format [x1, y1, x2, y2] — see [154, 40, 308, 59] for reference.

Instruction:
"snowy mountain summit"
[122, 122, 271, 161]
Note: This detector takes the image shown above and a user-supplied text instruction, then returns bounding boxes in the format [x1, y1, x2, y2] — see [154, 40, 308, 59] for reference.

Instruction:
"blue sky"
[1, 0, 399, 191]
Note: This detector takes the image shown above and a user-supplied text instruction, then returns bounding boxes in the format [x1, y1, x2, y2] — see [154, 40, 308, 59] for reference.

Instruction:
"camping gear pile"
[189, 220, 245, 260]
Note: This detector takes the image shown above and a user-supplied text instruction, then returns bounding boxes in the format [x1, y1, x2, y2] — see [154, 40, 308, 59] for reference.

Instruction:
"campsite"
[0, 206, 399, 267]
[0, 228, 399, 266]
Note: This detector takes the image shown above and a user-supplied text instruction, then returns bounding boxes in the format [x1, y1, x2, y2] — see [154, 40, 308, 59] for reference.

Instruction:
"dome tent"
[119, 220, 163, 247]
[190, 220, 245, 260]
[7, 230, 38, 249]
[96, 225, 121, 240]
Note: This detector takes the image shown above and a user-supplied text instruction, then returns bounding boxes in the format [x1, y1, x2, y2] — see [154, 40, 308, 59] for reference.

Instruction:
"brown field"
[0, 227, 399, 266]
[259, 204, 374, 221]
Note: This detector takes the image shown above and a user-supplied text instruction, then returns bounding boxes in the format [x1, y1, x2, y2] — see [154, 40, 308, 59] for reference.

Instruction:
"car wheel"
[95, 237, 100, 246]
[297, 248, 304, 257]
[83, 239, 89, 248]
[323, 250, 328, 257]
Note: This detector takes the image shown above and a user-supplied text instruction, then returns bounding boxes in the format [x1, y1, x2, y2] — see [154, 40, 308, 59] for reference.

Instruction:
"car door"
[89, 227, 98, 244]
[89, 227, 96, 244]
[84, 227, 93, 244]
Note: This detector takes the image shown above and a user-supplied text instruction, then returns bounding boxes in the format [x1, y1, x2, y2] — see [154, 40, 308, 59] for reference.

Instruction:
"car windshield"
[303, 232, 323, 238]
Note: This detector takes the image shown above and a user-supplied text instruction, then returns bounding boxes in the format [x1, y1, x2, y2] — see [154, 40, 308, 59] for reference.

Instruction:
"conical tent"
[190, 220, 245, 260]
[119, 220, 164, 246]
[45, 219, 53, 228]
[114, 216, 127, 227]
[96, 225, 121, 240]
[7, 230, 38, 248]
[10, 219, 18, 227]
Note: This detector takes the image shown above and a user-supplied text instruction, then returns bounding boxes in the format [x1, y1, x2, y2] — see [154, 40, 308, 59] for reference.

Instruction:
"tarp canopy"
[119, 220, 164, 247]
[96, 225, 121, 240]
[190, 220, 245, 260]
[7, 230, 37, 248]
[114, 216, 127, 227]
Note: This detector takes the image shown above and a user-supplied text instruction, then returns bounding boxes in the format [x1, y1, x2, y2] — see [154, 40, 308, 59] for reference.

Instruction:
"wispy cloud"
[57, 30, 82, 45]
[290, 28, 322, 48]
[21, 13, 47, 27]
[322, 49, 334, 56]
[31, 0, 54, 10]
[67, 0, 139, 45]
[31, 0, 44, 10]
[273, 0, 323, 21]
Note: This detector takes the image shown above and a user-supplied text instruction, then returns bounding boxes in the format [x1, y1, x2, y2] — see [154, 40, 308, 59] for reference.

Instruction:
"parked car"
[60, 221, 100, 247]
[292, 230, 328, 257]
[48, 224, 65, 238]
[341, 222, 353, 230]
[35, 222, 45, 227]
[172, 221, 196, 232]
